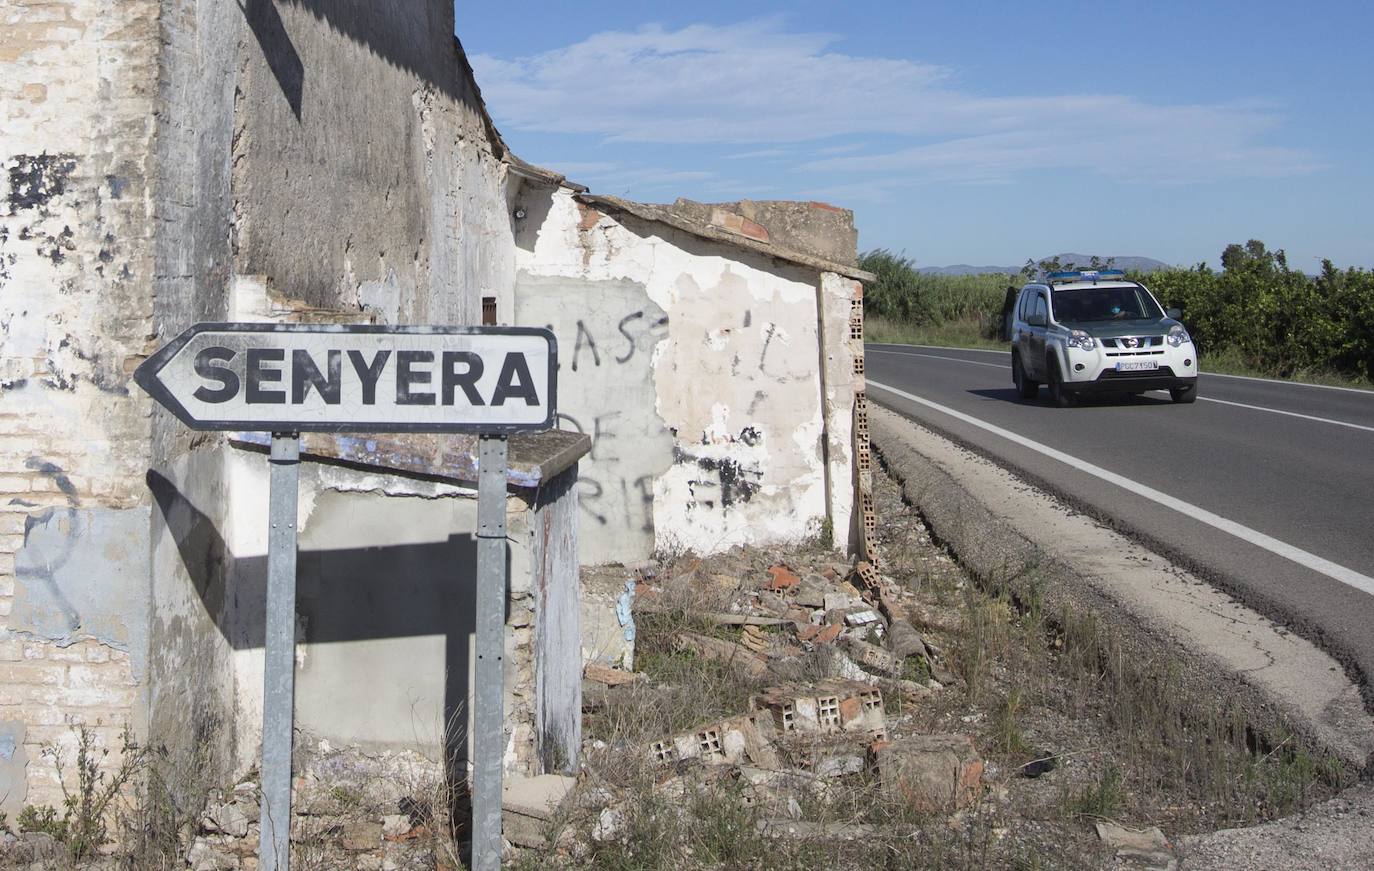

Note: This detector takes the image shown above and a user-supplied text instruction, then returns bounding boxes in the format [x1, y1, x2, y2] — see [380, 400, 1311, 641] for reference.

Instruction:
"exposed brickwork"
[0, 637, 136, 808]
[1, 0, 159, 813]
[847, 282, 878, 566]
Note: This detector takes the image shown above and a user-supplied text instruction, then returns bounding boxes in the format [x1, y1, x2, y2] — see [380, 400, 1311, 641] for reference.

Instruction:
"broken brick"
[814, 624, 842, 645]
[870, 734, 983, 812]
[753, 680, 885, 738]
[584, 662, 640, 686]
[767, 564, 800, 591]
[838, 696, 861, 723]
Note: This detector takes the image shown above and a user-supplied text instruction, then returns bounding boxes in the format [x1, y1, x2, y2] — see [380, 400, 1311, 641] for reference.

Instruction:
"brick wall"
[0, 0, 160, 813]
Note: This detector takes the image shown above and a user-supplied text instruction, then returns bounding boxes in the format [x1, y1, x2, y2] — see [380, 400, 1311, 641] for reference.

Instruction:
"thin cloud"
[472, 19, 1320, 184]
[725, 148, 793, 160]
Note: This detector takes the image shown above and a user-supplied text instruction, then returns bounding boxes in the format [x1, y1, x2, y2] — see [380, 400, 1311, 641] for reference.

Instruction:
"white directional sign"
[134, 323, 556, 432]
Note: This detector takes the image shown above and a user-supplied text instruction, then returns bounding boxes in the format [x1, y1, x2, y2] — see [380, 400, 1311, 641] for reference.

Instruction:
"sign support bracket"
[472, 433, 509, 871]
[260, 432, 300, 871]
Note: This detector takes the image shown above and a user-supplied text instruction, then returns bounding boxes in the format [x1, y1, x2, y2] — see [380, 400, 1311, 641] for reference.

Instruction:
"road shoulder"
[870, 404, 1374, 774]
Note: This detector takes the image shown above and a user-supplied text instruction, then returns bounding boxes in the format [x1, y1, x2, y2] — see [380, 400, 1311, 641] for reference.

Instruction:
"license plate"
[1116, 360, 1158, 372]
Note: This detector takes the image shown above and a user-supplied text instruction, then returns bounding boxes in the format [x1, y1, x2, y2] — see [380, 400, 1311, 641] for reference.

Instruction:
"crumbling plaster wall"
[1, 0, 163, 813]
[3, 0, 519, 812]
[145, 0, 243, 809]
[515, 185, 838, 562]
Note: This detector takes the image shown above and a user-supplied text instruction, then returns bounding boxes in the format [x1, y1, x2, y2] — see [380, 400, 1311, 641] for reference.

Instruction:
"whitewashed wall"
[514, 185, 856, 563]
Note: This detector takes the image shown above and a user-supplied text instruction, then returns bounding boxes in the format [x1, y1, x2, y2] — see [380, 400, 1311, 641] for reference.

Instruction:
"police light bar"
[1047, 269, 1126, 284]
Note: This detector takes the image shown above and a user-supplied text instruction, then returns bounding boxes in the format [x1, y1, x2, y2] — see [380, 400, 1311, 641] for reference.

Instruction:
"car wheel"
[1170, 384, 1198, 404]
[1048, 358, 1077, 407]
[1013, 354, 1039, 399]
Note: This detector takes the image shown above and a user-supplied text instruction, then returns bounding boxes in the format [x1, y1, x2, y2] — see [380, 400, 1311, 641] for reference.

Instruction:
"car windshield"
[1052, 286, 1162, 323]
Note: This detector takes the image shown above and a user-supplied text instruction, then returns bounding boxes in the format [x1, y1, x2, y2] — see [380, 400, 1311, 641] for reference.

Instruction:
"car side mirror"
[1166, 307, 1181, 319]
[1026, 312, 1046, 327]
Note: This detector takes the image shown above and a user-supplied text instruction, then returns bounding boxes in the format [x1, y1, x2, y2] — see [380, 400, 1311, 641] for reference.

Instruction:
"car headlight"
[1066, 329, 1095, 351]
[1166, 324, 1191, 347]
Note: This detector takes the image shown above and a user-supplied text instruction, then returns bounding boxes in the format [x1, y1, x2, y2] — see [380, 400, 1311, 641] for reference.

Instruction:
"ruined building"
[0, 1, 871, 814]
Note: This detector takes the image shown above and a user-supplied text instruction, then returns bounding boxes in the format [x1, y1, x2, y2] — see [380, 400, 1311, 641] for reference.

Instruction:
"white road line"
[867, 348, 1005, 369]
[1204, 370, 1374, 395]
[867, 342, 1007, 355]
[867, 378, 1374, 597]
[1198, 397, 1374, 434]
[869, 346, 1372, 433]
[866, 342, 1374, 395]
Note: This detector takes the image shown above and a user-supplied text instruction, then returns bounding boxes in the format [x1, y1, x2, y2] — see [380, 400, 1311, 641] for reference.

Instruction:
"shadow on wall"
[241, 0, 484, 121]
[146, 469, 503, 772]
[243, 0, 305, 119]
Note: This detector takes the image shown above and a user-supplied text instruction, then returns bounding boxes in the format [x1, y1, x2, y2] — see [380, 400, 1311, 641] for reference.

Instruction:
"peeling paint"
[6, 153, 77, 213]
[515, 187, 839, 558]
[0, 721, 28, 815]
[12, 506, 151, 679]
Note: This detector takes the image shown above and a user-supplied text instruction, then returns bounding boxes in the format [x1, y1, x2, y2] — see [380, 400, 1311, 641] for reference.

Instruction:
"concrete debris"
[502, 773, 578, 849]
[1095, 821, 1176, 870]
[753, 680, 885, 739]
[794, 575, 830, 608]
[876, 677, 934, 703]
[817, 646, 878, 684]
[845, 608, 881, 627]
[869, 734, 984, 812]
[340, 820, 384, 851]
[886, 618, 927, 660]
[649, 712, 779, 769]
[202, 798, 253, 838]
[592, 806, 626, 842]
[824, 592, 859, 612]
[813, 753, 865, 778]
[381, 813, 414, 838]
[844, 638, 901, 676]
[187, 837, 238, 870]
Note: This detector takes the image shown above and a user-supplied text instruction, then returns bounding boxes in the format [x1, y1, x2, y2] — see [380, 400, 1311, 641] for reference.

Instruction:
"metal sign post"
[134, 323, 558, 871]
[261, 433, 300, 871]
[471, 434, 509, 871]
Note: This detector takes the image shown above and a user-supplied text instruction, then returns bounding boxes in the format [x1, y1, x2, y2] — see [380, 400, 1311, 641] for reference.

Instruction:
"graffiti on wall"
[516, 274, 674, 564]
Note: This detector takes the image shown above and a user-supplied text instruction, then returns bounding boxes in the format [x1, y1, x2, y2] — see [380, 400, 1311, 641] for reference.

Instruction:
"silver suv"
[1011, 271, 1198, 406]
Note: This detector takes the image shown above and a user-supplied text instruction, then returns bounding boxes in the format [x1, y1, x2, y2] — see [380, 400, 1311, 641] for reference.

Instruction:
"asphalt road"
[866, 342, 1374, 699]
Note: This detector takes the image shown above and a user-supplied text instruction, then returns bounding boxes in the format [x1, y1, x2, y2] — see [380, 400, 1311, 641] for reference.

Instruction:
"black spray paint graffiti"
[557, 411, 656, 532]
[562, 310, 669, 373]
[675, 446, 764, 512]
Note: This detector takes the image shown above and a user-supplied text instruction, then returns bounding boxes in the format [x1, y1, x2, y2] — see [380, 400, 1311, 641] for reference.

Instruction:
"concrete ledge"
[870, 405, 1374, 773]
[231, 429, 591, 489]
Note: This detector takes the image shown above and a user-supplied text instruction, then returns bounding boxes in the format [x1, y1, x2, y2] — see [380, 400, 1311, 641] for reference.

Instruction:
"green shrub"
[862, 241, 1374, 383]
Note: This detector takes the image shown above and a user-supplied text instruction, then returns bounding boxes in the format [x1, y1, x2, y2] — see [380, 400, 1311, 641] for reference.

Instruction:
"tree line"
[860, 242, 1374, 382]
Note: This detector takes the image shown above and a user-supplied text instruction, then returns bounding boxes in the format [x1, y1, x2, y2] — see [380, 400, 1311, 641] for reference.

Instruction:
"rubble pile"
[573, 547, 990, 848]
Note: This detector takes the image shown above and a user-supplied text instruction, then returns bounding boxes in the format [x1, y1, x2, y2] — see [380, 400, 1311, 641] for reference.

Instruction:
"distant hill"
[918, 254, 1174, 276]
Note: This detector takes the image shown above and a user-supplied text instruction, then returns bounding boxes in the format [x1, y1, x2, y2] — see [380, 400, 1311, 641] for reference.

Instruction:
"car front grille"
[1101, 336, 1163, 349]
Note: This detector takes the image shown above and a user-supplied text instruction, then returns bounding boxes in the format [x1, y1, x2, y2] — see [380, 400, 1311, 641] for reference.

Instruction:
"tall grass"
[860, 250, 1009, 324]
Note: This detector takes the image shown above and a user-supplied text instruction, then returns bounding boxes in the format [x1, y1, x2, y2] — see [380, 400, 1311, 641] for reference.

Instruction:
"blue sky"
[458, 2, 1373, 269]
